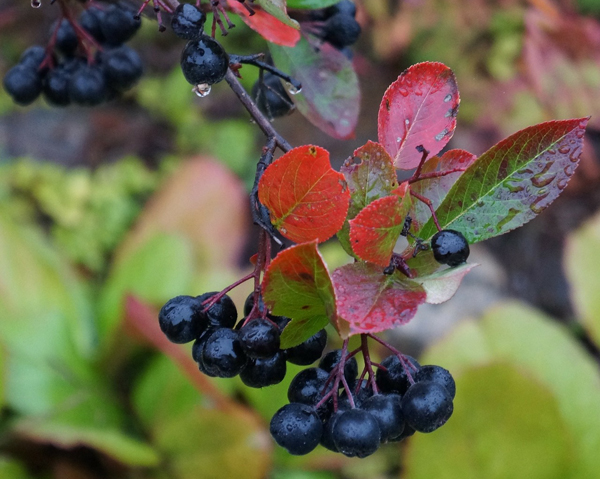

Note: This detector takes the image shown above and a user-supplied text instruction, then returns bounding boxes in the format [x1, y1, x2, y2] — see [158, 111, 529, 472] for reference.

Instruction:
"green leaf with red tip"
[226, 0, 300, 46]
[337, 141, 399, 255]
[349, 193, 412, 266]
[332, 262, 426, 336]
[409, 149, 477, 232]
[262, 242, 337, 347]
[378, 62, 460, 170]
[269, 39, 360, 139]
[414, 262, 478, 304]
[418, 118, 589, 242]
[258, 145, 350, 243]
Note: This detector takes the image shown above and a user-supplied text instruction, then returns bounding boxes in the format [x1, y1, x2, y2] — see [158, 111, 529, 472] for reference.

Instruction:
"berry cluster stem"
[359, 334, 379, 394]
[367, 333, 418, 384]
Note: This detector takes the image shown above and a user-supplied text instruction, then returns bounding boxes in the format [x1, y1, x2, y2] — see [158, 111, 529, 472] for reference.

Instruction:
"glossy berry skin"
[376, 355, 420, 395]
[286, 329, 327, 365]
[159, 295, 207, 344]
[362, 393, 405, 442]
[243, 292, 266, 317]
[79, 7, 106, 43]
[431, 229, 470, 267]
[416, 365, 456, 399]
[390, 424, 415, 442]
[180, 36, 229, 86]
[320, 410, 343, 452]
[319, 350, 358, 385]
[3, 65, 42, 106]
[69, 64, 107, 106]
[100, 3, 141, 45]
[193, 330, 216, 377]
[54, 19, 78, 56]
[197, 292, 237, 329]
[19, 45, 47, 70]
[239, 318, 280, 358]
[269, 315, 291, 331]
[171, 3, 206, 40]
[270, 403, 323, 455]
[43, 65, 71, 106]
[101, 45, 143, 91]
[251, 72, 293, 120]
[402, 381, 453, 433]
[240, 351, 286, 388]
[201, 328, 247, 378]
[323, 13, 361, 49]
[332, 409, 381, 458]
[288, 367, 330, 406]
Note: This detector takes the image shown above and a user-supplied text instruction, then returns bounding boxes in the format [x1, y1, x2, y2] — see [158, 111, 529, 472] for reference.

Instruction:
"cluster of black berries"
[158, 292, 328, 388]
[251, 72, 294, 120]
[431, 229, 470, 267]
[172, 4, 229, 93]
[270, 353, 455, 457]
[3, 2, 143, 107]
[309, 0, 361, 53]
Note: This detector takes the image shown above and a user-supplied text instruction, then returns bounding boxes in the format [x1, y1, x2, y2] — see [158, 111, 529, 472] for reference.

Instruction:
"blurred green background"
[2, 0, 600, 478]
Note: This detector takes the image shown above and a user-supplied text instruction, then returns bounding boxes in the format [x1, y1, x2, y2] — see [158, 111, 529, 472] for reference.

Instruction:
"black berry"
[288, 367, 330, 406]
[171, 3, 206, 40]
[269, 315, 291, 331]
[402, 381, 453, 433]
[332, 409, 381, 458]
[68, 64, 107, 106]
[19, 45, 47, 70]
[325, 0, 357, 17]
[270, 403, 323, 455]
[3, 65, 43, 105]
[197, 292, 238, 329]
[201, 328, 247, 378]
[286, 329, 327, 365]
[320, 410, 343, 452]
[243, 292, 266, 317]
[193, 329, 217, 377]
[100, 3, 141, 45]
[53, 19, 78, 56]
[361, 393, 405, 442]
[319, 350, 358, 386]
[376, 354, 420, 395]
[101, 45, 143, 91]
[431, 229, 470, 267]
[180, 35, 229, 86]
[43, 64, 71, 106]
[240, 351, 286, 388]
[158, 295, 207, 343]
[415, 365, 456, 399]
[251, 72, 294, 120]
[79, 7, 106, 43]
[239, 318, 280, 358]
[323, 12, 361, 49]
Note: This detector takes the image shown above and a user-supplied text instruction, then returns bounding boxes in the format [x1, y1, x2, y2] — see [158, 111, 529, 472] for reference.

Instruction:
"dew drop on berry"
[285, 81, 302, 95]
[193, 83, 211, 97]
[31, 0, 41, 7]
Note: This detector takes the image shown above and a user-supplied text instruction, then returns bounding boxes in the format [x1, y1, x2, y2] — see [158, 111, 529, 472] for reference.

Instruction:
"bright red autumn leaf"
[258, 145, 350, 244]
[348, 193, 412, 267]
[409, 149, 477, 231]
[332, 263, 426, 336]
[378, 62, 460, 170]
[262, 241, 338, 347]
[226, 0, 300, 47]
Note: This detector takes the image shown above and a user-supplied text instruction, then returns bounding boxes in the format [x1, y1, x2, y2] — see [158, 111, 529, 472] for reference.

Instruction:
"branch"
[224, 68, 292, 152]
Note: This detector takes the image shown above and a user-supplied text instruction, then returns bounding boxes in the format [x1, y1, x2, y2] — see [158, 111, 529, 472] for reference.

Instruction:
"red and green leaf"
[287, 0, 340, 8]
[409, 149, 477, 231]
[262, 242, 337, 347]
[332, 263, 426, 336]
[258, 145, 350, 243]
[226, 0, 300, 47]
[418, 118, 589, 242]
[378, 62, 460, 170]
[337, 141, 399, 255]
[413, 263, 478, 304]
[349, 193, 412, 267]
[269, 39, 360, 139]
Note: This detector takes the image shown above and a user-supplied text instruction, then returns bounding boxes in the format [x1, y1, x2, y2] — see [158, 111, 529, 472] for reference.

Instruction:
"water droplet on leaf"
[443, 94, 452, 102]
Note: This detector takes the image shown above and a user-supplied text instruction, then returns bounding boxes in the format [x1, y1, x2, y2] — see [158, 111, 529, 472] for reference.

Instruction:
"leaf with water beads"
[418, 118, 589, 243]
[378, 62, 460, 170]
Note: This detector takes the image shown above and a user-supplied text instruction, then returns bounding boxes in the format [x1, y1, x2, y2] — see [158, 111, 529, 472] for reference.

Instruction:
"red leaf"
[349, 193, 412, 266]
[258, 145, 350, 243]
[226, 0, 300, 47]
[410, 149, 477, 231]
[337, 141, 399, 255]
[262, 241, 338, 346]
[378, 62, 460, 170]
[332, 263, 426, 335]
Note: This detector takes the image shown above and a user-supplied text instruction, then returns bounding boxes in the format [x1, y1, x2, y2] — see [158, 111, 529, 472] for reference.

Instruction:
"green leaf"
[263, 242, 337, 345]
[564, 210, 600, 346]
[0, 457, 31, 479]
[413, 263, 478, 304]
[97, 233, 194, 346]
[418, 118, 589, 242]
[405, 363, 572, 479]
[133, 356, 271, 479]
[280, 316, 329, 349]
[408, 301, 600, 478]
[286, 0, 341, 9]
[270, 38, 360, 139]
